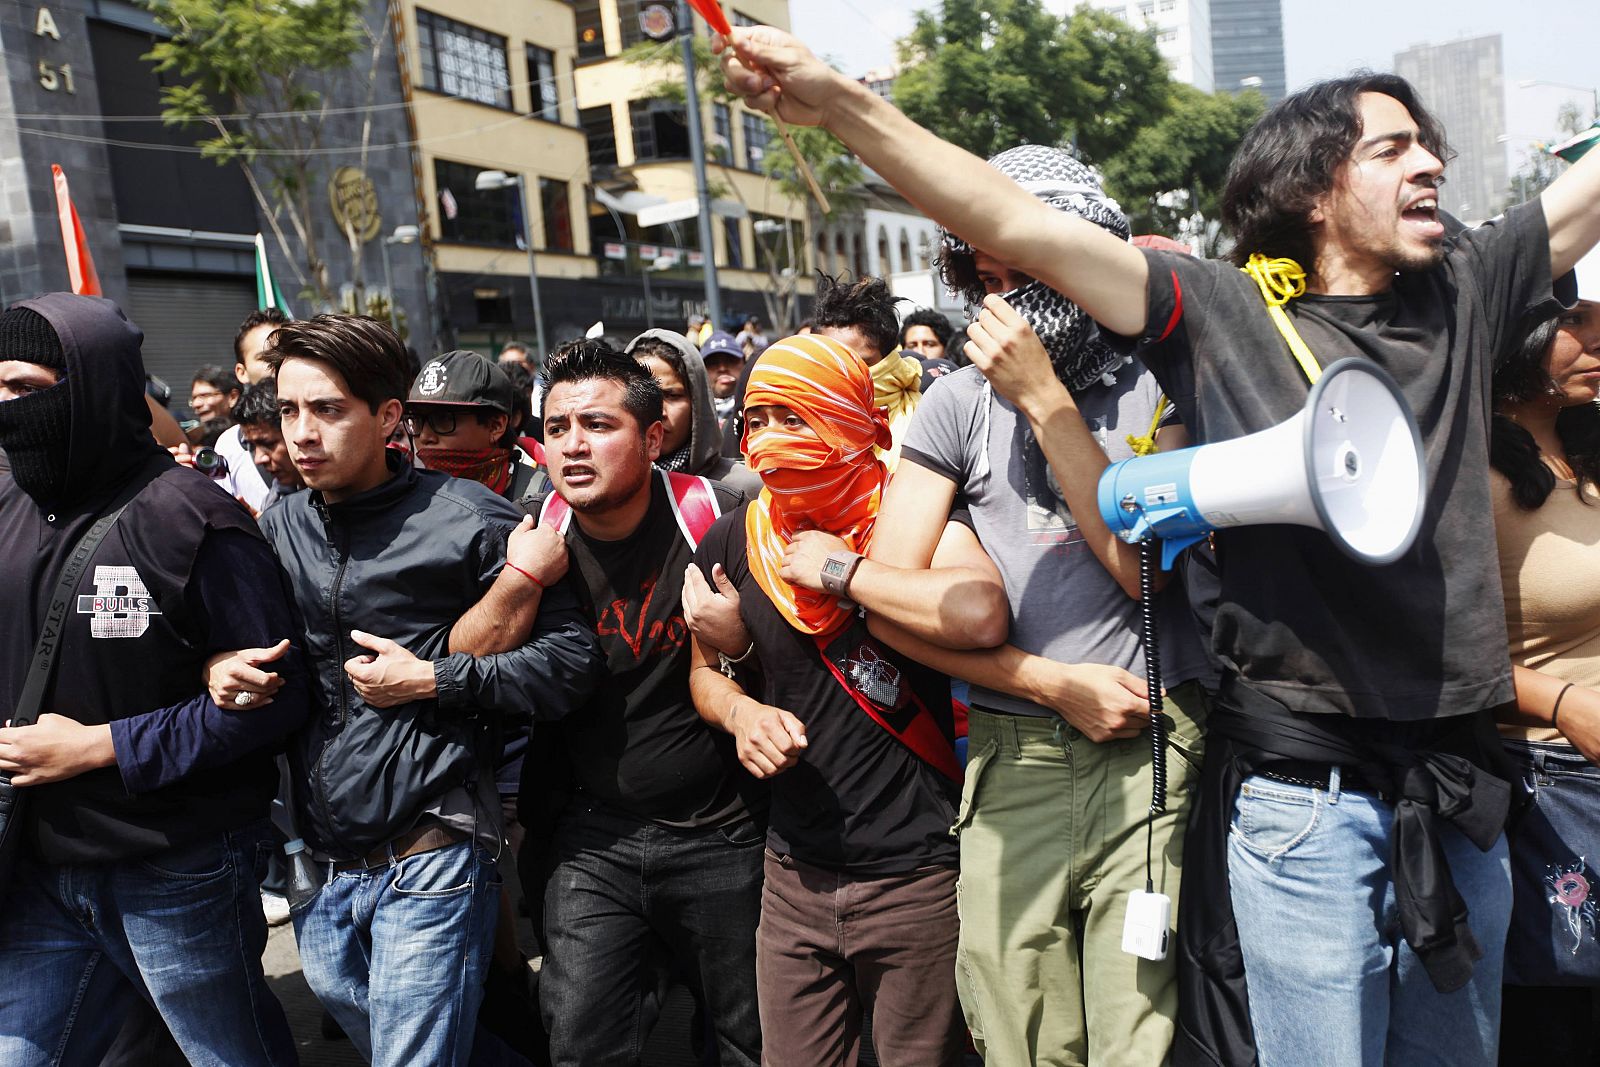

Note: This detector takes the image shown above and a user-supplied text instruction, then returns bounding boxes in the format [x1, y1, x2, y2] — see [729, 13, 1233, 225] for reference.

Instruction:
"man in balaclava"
[0, 294, 311, 1065]
[870, 145, 1214, 1065]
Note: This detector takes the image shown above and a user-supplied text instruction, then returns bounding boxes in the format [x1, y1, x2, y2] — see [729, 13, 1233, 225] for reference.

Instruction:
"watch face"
[823, 558, 848, 577]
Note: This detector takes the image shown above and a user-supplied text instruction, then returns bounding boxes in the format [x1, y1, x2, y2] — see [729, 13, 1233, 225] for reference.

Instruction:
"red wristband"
[506, 562, 545, 589]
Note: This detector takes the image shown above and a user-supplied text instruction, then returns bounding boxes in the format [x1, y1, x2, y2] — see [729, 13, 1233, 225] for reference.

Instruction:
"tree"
[1505, 102, 1588, 209]
[144, 0, 377, 311]
[892, 1, 1169, 163]
[626, 33, 863, 331]
[1100, 82, 1263, 254]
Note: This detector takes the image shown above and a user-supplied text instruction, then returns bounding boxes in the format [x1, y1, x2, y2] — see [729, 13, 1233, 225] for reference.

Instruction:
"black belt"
[1258, 759, 1393, 801]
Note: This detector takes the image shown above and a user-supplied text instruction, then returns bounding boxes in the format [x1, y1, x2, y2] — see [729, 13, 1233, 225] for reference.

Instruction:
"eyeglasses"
[403, 410, 459, 436]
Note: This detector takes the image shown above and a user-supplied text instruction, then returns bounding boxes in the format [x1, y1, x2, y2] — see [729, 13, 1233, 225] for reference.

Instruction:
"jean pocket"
[717, 818, 765, 849]
[391, 842, 475, 898]
[136, 836, 231, 884]
[1231, 780, 1321, 861]
[950, 737, 999, 836]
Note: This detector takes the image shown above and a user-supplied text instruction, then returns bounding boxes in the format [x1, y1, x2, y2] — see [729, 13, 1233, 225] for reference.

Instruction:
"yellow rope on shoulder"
[1126, 394, 1170, 456]
[1239, 253, 1321, 384]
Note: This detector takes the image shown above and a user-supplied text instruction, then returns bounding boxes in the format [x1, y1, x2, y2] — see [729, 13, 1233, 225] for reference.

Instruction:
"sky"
[788, 0, 1596, 171]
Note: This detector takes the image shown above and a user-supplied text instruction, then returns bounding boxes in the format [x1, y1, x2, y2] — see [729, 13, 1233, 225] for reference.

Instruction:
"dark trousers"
[539, 801, 763, 1067]
[756, 850, 964, 1067]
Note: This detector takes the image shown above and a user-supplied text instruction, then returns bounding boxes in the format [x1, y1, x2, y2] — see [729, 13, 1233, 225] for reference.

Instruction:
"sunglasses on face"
[403, 409, 460, 436]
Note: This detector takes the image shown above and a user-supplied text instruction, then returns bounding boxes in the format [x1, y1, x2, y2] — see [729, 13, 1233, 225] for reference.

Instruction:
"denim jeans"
[539, 800, 763, 1067]
[292, 838, 500, 1067]
[0, 820, 296, 1067]
[1228, 767, 1512, 1067]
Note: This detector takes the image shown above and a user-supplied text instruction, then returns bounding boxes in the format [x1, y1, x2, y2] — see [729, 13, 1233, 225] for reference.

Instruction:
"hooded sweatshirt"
[628, 328, 763, 498]
[0, 294, 310, 863]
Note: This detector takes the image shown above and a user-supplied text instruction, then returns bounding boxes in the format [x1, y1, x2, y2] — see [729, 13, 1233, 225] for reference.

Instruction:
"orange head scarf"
[742, 335, 893, 636]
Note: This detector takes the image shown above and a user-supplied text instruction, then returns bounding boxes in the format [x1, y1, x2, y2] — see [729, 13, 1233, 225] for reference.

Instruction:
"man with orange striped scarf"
[686, 334, 1001, 1066]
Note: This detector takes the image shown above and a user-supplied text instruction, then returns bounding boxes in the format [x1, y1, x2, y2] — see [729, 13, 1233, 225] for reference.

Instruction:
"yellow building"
[395, 0, 595, 353]
[568, 0, 814, 339]
[392, 0, 810, 355]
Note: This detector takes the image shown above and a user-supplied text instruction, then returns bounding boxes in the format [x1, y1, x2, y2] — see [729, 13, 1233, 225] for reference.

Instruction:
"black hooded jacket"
[0, 294, 308, 864]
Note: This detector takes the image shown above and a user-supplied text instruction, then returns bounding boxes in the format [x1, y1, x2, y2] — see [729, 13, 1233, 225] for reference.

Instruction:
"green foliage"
[1100, 82, 1263, 243]
[144, 0, 367, 164]
[893, 1, 1168, 163]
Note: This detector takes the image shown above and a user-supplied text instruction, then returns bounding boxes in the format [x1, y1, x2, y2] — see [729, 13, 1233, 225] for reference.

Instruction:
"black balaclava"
[0, 307, 71, 504]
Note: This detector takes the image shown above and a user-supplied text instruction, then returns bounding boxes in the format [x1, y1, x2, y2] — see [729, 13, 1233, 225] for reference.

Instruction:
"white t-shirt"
[216, 424, 272, 513]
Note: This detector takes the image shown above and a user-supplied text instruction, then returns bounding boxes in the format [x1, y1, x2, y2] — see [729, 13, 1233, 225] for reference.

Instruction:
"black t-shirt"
[694, 505, 960, 875]
[1126, 201, 1565, 721]
[546, 474, 763, 829]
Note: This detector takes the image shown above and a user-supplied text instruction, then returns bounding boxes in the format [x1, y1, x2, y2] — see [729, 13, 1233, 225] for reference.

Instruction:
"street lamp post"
[379, 224, 420, 334]
[1518, 79, 1600, 125]
[641, 254, 674, 330]
[475, 170, 549, 360]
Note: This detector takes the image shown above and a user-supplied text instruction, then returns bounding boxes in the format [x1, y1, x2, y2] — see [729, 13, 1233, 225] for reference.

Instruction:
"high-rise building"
[1209, 0, 1285, 104]
[1393, 34, 1508, 224]
[1089, 0, 1214, 93]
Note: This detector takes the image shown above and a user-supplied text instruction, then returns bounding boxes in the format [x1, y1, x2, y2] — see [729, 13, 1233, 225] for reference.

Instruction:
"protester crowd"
[2, 22, 1599, 1067]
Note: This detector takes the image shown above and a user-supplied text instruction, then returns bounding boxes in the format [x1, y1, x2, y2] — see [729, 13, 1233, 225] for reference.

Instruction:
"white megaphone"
[1097, 357, 1427, 570]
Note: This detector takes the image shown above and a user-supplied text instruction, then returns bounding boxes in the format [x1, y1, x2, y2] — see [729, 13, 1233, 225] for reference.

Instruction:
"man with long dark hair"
[716, 25, 1600, 1067]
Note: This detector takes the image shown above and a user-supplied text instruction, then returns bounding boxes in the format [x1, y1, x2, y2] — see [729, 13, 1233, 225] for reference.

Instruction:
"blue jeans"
[292, 839, 500, 1067]
[0, 820, 295, 1067]
[1228, 768, 1511, 1067]
[539, 801, 763, 1067]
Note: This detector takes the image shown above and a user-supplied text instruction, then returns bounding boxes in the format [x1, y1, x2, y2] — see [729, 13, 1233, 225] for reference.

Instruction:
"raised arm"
[717, 26, 1150, 336]
[1541, 140, 1600, 280]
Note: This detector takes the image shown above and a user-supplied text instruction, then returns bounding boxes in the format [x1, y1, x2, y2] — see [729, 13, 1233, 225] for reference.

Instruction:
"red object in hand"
[687, 0, 733, 36]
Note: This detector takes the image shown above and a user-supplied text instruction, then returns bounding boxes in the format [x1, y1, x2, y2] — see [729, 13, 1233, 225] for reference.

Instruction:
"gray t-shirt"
[901, 360, 1211, 716]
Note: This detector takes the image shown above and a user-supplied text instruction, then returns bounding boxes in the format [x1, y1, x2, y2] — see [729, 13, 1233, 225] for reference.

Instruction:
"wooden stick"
[772, 114, 830, 215]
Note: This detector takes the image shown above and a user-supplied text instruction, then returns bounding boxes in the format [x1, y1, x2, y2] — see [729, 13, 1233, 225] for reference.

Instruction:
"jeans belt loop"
[1328, 764, 1343, 804]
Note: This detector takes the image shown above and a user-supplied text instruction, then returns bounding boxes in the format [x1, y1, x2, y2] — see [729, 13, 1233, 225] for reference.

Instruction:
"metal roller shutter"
[123, 273, 256, 399]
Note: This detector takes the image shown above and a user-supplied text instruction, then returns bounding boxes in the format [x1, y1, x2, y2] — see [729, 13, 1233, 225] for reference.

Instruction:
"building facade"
[1209, 0, 1285, 104]
[1090, 0, 1214, 93]
[1393, 34, 1509, 224]
[0, 0, 434, 391]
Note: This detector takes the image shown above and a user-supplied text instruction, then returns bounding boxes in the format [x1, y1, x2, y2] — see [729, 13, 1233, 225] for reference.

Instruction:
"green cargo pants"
[953, 681, 1208, 1067]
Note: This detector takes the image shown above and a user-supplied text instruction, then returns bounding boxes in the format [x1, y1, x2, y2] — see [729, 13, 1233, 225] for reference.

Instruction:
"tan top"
[1491, 468, 1600, 741]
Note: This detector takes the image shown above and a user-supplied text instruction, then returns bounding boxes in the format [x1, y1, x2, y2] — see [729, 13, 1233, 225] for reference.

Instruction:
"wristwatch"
[819, 550, 864, 598]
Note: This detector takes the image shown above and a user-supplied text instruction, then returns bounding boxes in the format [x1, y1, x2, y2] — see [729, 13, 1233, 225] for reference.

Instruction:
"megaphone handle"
[1140, 540, 1169, 893]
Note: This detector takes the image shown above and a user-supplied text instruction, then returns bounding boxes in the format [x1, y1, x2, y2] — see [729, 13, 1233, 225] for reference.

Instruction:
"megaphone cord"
[1140, 539, 1168, 894]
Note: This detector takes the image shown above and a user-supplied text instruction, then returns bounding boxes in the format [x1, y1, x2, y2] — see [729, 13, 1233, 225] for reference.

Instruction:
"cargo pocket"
[950, 737, 999, 836]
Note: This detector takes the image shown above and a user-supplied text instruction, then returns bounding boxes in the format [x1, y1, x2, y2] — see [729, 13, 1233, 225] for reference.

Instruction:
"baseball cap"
[408, 350, 514, 413]
[700, 331, 745, 362]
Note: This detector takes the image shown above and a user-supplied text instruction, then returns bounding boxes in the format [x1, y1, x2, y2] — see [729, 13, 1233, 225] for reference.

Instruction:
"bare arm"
[1540, 142, 1600, 279]
[717, 27, 1150, 336]
[1506, 663, 1600, 766]
[449, 517, 568, 655]
[688, 632, 808, 778]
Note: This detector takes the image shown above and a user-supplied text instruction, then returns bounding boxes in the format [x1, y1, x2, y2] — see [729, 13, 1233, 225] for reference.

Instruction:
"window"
[753, 214, 803, 274]
[416, 10, 511, 109]
[526, 46, 559, 122]
[580, 105, 617, 166]
[574, 0, 606, 60]
[1158, 0, 1177, 10]
[1136, 0, 1154, 16]
[742, 112, 770, 171]
[434, 159, 518, 246]
[540, 177, 573, 252]
[711, 102, 732, 162]
[898, 230, 912, 273]
[731, 9, 758, 27]
[876, 227, 890, 273]
[723, 217, 745, 269]
[630, 98, 689, 161]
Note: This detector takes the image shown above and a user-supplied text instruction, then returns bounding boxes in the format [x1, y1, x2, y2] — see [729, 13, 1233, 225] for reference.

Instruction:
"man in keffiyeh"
[809, 273, 923, 470]
[683, 334, 968, 1066]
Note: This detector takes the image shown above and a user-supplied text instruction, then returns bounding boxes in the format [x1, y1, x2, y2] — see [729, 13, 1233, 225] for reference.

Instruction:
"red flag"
[51, 164, 101, 296]
[687, 0, 732, 36]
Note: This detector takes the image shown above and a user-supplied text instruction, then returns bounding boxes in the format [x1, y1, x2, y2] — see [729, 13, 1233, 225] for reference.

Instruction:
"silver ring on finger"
[234, 691, 257, 707]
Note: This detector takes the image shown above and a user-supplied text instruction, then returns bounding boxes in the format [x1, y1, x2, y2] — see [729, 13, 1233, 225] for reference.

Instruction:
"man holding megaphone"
[717, 24, 1600, 1067]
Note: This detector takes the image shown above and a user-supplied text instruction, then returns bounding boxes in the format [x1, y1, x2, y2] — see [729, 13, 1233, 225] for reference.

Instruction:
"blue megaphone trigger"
[1096, 451, 1213, 570]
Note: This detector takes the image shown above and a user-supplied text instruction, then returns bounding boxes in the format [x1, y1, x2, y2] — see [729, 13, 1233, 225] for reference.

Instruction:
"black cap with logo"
[408, 350, 514, 413]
